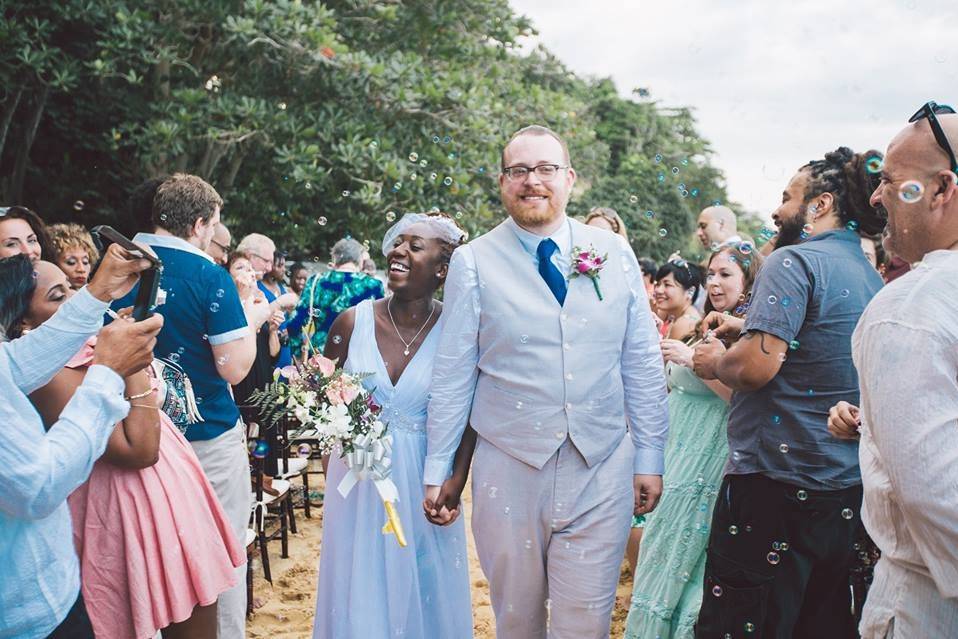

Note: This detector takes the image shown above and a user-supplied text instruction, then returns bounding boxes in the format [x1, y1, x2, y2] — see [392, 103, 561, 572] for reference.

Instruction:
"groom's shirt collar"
[507, 215, 572, 260]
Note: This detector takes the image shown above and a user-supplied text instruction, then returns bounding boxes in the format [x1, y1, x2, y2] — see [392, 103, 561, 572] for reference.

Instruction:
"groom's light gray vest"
[468, 218, 633, 470]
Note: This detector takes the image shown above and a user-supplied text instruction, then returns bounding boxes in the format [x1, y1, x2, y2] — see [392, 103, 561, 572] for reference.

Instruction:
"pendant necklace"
[387, 297, 436, 356]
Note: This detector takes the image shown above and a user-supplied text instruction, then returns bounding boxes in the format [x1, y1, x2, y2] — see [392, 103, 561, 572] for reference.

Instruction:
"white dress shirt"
[0, 288, 128, 638]
[423, 215, 669, 484]
[853, 249, 958, 637]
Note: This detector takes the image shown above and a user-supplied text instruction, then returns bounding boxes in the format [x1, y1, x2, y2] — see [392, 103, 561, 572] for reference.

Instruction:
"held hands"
[93, 312, 164, 378]
[692, 334, 727, 380]
[423, 478, 466, 526]
[660, 339, 694, 368]
[828, 401, 861, 440]
[87, 243, 156, 302]
[633, 474, 663, 516]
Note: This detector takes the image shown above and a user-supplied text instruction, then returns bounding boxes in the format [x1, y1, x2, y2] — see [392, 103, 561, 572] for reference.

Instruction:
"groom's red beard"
[504, 189, 563, 226]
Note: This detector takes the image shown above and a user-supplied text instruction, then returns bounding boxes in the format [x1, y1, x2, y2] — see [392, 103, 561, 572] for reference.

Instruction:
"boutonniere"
[569, 245, 607, 301]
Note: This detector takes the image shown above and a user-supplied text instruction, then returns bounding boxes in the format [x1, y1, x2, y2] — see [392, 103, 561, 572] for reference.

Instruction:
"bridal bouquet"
[249, 354, 407, 547]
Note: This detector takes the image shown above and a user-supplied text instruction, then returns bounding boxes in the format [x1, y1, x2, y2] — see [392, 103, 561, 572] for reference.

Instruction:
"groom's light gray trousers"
[471, 433, 634, 639]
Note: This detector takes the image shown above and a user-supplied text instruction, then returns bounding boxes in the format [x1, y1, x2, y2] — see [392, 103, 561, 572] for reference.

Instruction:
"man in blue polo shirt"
[691, 147, 885, 638]
[114, 173, 270, 638]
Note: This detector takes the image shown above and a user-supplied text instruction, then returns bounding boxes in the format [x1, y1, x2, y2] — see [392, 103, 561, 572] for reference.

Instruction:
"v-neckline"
[370, 305, 438, 390]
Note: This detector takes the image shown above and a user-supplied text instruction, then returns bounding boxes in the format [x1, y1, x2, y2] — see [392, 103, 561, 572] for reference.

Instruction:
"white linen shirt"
[423, 215, 668, 484]
[0, 288, 128, 639]
[852, 249, 958, 637]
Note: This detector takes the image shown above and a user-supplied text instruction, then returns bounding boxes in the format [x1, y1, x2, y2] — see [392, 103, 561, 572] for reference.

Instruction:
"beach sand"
[247, 473, 632, 638]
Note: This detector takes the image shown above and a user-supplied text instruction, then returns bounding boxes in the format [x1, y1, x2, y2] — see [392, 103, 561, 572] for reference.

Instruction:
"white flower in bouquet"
[322, 402, 353, 438]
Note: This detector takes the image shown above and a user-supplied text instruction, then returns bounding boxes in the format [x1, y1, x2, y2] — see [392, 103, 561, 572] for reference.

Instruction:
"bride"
[312, 212, 476, 638]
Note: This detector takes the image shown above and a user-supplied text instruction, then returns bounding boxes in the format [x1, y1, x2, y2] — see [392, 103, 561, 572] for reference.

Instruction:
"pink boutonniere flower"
[569, 244, 607, 301]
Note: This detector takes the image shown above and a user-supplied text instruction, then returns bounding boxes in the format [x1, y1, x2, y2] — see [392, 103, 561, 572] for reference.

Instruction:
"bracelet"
[125, 388, 155, 401]
[129, 402, 156, 410]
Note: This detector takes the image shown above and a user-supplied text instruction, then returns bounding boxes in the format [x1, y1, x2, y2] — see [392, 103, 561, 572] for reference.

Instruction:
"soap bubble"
[865, 155, 883, 174]
[797, 489, 808, 501]
[408, 152, 419, 162]
[779, 443, 789, 453]
[443, 176, 453, 186]
[842, 508, 854, 520]
[728, 525, 738, 535]
[386, 211, 397, 222]
[658, 228, 668, 237]
[215, 288, 224, 298]
[788, 340, 799, 350]
[73, 200, 85, 212]
[209, 302, 220, 312]
[899, 181, 924, 203]
[766, 552, 780, 565]
[318, 216, 327, 226]
[342, 190, 350, 197]
[629, 194, 639, 204]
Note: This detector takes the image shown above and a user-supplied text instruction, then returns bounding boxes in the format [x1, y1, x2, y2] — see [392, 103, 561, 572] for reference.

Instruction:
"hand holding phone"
[90, 226, 163, 319]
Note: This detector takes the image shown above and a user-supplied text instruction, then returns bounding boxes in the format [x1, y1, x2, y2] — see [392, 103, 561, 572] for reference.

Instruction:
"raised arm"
[423, 247, 481, 487]
[0, 314, 162, 519]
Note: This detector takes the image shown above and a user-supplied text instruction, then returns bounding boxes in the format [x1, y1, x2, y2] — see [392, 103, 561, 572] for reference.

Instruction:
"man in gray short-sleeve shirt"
[691, 148, 884, 638]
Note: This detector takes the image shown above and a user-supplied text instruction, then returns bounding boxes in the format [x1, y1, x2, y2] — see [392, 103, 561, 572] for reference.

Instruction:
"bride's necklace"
[387, 297, 436, 356]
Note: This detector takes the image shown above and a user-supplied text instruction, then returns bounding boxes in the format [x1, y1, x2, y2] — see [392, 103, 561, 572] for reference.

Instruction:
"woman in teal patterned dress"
[625, 243, 761, 638]
[288, 238, 384, 359]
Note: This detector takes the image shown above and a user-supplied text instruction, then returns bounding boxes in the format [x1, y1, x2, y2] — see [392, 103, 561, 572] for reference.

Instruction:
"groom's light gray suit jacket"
[423, 217, 668, 484]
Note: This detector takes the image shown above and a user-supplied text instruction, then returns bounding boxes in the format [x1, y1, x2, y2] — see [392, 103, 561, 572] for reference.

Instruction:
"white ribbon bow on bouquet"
[336, 432, 407, 547]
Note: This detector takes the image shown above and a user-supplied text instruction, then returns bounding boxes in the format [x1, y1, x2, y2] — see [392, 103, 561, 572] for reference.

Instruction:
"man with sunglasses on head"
[841, 101, 958, 638]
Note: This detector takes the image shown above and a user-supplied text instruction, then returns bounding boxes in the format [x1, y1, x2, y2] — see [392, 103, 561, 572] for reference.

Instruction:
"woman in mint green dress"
[625, 243, 761, 638]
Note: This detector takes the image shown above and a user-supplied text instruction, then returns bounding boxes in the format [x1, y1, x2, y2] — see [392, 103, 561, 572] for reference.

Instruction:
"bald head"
[206, 222, 231, 266]
[870, 113, 958, 262]
[695, 205, 739, 248]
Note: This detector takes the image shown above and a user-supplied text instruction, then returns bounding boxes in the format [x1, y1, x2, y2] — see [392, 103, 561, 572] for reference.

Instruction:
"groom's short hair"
[501, 125, 571, 169]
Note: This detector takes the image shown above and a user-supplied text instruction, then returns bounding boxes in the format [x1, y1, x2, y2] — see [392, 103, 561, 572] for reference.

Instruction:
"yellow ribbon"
[381, 500, 407, 547]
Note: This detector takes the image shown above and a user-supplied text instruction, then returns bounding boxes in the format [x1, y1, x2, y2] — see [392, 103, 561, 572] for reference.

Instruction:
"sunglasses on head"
[909, 100, 958, 173]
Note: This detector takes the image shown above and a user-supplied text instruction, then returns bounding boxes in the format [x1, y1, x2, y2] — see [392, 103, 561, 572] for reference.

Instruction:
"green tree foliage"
[1, 0, 732, 262]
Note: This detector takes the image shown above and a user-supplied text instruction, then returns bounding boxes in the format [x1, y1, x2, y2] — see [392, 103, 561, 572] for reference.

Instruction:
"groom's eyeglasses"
[909, 101, 958, 173]
[502, 164, 568, 181]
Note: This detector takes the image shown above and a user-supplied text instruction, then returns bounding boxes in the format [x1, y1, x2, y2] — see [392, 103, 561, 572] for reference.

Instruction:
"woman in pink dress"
[10, 261, 244, 639]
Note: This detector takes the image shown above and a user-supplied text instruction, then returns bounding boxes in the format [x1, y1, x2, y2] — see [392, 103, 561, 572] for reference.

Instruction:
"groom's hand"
[423, 484, 458, 526]
[633, 474, 663, 515]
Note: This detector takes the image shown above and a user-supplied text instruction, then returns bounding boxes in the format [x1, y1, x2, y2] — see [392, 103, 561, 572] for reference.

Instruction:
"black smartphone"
[90, 225, 162, 321]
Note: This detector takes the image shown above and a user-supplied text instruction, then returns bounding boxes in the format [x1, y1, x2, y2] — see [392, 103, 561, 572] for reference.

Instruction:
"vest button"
[555, 431, 565, 440]
[563, 342, 571, 350]
[565, 402, 573, 410]
[565, 373, 573, 381]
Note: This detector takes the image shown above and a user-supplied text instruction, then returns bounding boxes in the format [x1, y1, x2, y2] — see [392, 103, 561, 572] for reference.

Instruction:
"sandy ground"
[247, 471, 632, 638]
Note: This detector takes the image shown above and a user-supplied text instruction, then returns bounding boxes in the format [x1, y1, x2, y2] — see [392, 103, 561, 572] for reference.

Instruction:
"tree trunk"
[0, 88, 23, 163]
[10, 84, 49, 203]
[219, 143, 250, 193]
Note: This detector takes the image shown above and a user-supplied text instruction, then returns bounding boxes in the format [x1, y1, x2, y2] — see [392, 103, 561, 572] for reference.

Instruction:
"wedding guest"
[0, 246, 159, 639]
[206, 222, 232, 267]
[13, 260, 244, 639]
[654, 258, 702, 341]
[585, 206, 629, 239]
[691, 147, 885, 637]
[48, 223, 99, 289]
[0, 205, 52, 262]
[851, 105, 958, 637]
[860, 235, 879, 270]
[247, 242, 295, 369]
[362, 255, 378, 277]
[288, 237, 384, 358]
[313, 212, 474, 638]
[626, 244, 761, 638]
[694, 205, 741, 251]
[227, 250, 283, 492]
[126, 175, 167, 236]
[113, 173, 270, 638]
[289, 262, 308, 295]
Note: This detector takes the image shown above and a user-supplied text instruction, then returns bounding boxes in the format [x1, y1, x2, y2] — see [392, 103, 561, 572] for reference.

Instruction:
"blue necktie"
[537, 239, 567, 305]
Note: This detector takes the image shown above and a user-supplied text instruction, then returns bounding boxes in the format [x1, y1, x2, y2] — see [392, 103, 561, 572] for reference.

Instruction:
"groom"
[424, 125, 669, 638]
